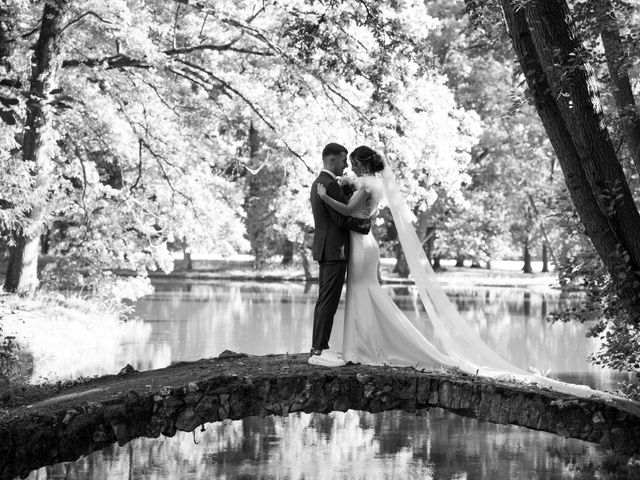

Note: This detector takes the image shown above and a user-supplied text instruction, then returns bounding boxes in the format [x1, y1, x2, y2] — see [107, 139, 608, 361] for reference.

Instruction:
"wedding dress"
[340, 168, 630, 403]
[343, 176, 465, 371]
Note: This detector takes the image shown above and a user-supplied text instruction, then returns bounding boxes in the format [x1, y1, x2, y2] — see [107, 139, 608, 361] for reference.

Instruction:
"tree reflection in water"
[25, 281, 623, 479]
[28, 409, 601, 480]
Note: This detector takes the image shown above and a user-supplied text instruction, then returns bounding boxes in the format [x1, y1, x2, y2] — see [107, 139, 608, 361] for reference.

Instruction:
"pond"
[26, 280, 631, 480]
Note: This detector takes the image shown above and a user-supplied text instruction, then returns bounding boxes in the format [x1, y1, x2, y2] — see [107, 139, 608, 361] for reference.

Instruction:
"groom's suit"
[310, 171, 370, 351]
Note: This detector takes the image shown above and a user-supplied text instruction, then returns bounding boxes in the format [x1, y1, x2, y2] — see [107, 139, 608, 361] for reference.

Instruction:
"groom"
[309, 143, 371, 367]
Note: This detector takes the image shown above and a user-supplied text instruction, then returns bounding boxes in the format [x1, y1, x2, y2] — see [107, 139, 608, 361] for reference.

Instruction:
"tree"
[423, 0, 568, 272]
[4, 0, 71, 293]
[2, 1, 478, 291]
[599, 0, 640, 173]
[500, 0, 640, 319]
[570, 0, 640, 175]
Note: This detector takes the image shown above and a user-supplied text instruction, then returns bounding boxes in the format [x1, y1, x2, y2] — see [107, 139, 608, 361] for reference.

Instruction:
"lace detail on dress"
[353, 175, 384, 219]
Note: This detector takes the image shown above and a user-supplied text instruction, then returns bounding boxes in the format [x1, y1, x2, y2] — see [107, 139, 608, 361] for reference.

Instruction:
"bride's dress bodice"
[352, 175, 384, 219]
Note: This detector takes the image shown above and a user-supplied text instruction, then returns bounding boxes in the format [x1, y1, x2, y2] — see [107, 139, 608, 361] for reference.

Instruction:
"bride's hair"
[350, 146, 385, 173]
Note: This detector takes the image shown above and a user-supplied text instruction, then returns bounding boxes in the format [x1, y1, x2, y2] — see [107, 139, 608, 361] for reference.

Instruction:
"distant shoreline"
[0, 256, 561, 290]
[151, 256, 560, 290]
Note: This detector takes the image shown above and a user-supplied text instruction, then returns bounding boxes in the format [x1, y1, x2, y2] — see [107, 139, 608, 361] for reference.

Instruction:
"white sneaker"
[323, 350, 344, 360]
[308, 350, 346, 367]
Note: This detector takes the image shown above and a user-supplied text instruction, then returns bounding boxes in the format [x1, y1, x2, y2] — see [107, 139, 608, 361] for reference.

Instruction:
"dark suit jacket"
[310, 171, 371, 262]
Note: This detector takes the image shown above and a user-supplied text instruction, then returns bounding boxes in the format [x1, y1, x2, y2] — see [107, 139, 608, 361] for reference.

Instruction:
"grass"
[0, 291, 151, 403]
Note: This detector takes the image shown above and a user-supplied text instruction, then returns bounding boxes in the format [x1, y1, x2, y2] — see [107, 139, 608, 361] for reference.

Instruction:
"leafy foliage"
[1, 0, 483, 289]
[2, 0, 640, 378]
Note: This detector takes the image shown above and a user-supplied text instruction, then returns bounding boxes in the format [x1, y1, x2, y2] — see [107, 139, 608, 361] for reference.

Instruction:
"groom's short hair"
[322, 143, 348, 160]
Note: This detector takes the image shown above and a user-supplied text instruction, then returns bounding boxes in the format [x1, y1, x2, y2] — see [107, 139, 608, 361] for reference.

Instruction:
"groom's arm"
[324, 182, 371, 235]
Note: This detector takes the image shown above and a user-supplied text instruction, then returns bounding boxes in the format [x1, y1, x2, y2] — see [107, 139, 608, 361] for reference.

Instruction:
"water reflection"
[29, 410, 602, 480]
[24, 281, 627, 480]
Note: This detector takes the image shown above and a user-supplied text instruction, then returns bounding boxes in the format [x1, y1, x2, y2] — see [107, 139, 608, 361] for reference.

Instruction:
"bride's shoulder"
[357, 175, 383, 193]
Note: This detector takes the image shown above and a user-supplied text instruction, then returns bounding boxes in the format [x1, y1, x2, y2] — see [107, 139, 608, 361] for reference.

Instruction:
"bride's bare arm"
[317, 183, 368, 215]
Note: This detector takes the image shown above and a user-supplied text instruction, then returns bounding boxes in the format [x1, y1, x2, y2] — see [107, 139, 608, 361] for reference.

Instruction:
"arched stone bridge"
[1, 352, 639, 479]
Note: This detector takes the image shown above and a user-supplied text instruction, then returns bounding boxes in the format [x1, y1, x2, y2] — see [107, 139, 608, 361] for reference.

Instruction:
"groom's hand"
[340, 183, 356, 199]
[354, 217, 371, 235]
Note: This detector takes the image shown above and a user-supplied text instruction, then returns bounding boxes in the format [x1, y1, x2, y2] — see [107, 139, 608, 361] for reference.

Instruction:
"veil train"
[381, 159, 630, 403]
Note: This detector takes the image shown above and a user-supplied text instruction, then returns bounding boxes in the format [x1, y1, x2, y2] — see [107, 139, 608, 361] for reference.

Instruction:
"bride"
[317, 145, 627, 402]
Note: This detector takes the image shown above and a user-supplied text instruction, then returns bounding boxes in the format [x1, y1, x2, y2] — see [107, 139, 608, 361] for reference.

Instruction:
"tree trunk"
[4, 1, 71, 293]
[245, 121, 266, 270]
[432, 256, 441, 270]
[598, 0, 640, 174]
[183, 247, 192, 272]
[542, 243, 549, 273]
[393, 246, 410, 277]
[0, 2, 15, 216]
[395, 211, 432, 278]
[501, 0, 640, 319]
[527, 193, 558, 270]
[523, 292, 531, 317]
[523, 239, 533, 274]
[416, 213, 435, 261]
[423, 226, 436, 262]
[455, 256, 465, 267]
[299, 243, 312, 282]
[0, 2, 13, 68]
[281, 240, 294, 266]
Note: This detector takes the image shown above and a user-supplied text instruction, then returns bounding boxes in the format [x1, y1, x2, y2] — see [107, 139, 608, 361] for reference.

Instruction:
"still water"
[27, 280, 631, 479]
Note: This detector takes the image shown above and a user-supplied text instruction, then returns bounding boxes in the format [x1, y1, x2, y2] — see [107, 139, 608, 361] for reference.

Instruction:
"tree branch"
[172, 3, 181, 50]
[164, 43, 273, 56]
[198, 12, 209, 38]
[62, 54, 151, 69]
[60, 11, 115, 36]
[171, 0, 216, 16]
[21, 21, 42, 39]
[130, 139, 143, 192]
[63, 38, 272, 69]
[165, 65, 211, 92]
[113, 93, 193, 206]
[322, 81, 371, 124]
[69, 139, 91, 237]
[138, 76, 181, 117]
[176, 59, 314, 173]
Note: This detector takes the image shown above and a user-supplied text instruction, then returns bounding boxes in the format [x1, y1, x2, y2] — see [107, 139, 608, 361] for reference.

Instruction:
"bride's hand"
[317, 183, 327, 199]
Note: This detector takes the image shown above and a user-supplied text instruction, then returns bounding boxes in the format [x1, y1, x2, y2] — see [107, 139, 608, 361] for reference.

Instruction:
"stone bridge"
[1, 352, 639, 479]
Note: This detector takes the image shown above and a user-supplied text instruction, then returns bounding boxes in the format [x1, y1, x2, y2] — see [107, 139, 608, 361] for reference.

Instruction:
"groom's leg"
[312, 260, 347, 350]
[311, 262, 326, 351]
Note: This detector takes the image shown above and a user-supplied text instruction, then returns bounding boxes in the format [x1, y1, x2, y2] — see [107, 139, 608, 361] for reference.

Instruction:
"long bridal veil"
[381, 160, 629, 403]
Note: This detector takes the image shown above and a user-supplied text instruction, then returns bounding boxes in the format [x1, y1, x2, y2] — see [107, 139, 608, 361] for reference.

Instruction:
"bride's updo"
[350, 146, 385, 173]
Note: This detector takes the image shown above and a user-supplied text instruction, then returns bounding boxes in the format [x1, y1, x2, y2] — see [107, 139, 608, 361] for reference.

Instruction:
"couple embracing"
[306, 143, 620, 403]
[309, 142, 457, 369]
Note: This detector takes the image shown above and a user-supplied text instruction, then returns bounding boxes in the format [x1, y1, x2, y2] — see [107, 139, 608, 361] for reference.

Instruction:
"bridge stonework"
[1, 353, 639, 479]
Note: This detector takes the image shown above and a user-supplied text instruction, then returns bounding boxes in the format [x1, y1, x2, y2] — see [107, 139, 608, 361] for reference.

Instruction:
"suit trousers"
[312, 260, 347, 350]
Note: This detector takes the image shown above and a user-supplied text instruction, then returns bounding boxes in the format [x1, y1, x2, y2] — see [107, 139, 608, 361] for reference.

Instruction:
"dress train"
[343, 230, 474, 374]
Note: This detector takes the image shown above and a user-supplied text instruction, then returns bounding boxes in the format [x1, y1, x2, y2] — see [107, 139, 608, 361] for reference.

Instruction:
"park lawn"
[0, 293, 150, 407]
